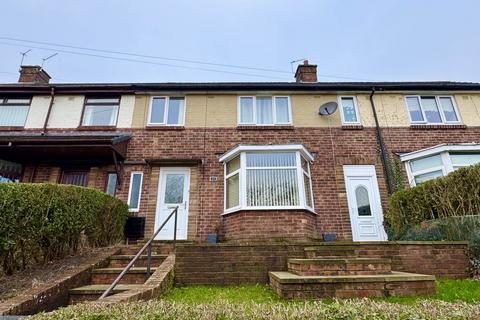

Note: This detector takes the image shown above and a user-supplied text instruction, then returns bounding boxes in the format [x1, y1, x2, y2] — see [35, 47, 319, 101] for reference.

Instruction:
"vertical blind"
[246, 152, 299, 207]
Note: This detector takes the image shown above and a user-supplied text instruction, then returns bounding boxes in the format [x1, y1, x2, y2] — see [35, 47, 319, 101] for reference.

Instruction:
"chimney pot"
[18, 65, 51, 84]
[294, 60, 317, 83]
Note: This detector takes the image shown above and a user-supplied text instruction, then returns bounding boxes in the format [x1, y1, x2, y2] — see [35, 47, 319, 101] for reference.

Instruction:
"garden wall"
[174, 241, 469, 285]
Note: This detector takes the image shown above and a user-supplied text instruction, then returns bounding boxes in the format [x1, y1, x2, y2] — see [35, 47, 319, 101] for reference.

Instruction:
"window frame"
[105, 172, 118, 196]
[237, 96, 292, 126]
[147, 96, 186, 126]
[127, 171, 143, 212]
[0, 97, 32, 127]
[221, 146, 314, 214]
[338, 95, 361, 125]
[81, 96, 121, 127]
[401, 144, 480, 186]
[404, 95, 461, 125]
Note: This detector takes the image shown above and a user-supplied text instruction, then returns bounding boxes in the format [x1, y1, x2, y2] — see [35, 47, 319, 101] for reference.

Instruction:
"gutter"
[369, 88, 393, 195]
[42, 87, 55, 135]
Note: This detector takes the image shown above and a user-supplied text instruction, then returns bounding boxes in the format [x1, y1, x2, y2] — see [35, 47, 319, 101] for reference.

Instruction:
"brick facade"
[17, 125, 480, 242]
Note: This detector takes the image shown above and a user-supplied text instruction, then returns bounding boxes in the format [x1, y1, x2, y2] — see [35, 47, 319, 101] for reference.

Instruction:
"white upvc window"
[401, 144, 480, 186]
[237, 96, 292, 126]
[82, 97, 120, 126]
[220, 145, 314, 214]
[404, 95, 461, 125]
[148, 96, 185, 126]
[0, 97, 31, 127]
[338, 96, 361, 125]
[127, 172, 143, 212]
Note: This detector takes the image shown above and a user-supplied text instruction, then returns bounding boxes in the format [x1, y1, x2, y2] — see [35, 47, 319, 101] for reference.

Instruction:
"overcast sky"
[0, 0, 479, 83]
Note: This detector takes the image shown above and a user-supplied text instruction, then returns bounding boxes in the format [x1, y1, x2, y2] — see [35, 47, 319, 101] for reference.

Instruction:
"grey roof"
[1, 81, 480, 93]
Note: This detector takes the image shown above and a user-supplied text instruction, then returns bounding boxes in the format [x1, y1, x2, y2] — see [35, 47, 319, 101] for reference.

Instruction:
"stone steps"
[269, 271, 436, 299]
[287, 258, 392, 276]
[91, 267, 157, 285]
[69, 284, 143, 304]
[108, 254, 167, 268]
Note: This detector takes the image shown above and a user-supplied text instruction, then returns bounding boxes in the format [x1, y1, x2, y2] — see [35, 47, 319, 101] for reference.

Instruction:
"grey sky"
[0, 0, 479, 83]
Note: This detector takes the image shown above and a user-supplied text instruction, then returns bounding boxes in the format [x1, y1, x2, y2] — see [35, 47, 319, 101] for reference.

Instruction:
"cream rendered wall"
[131, 92, 480, 129]
[24, 95, 51, 129]
[117, 95, 135, 128]
[47, 95, 84, 128]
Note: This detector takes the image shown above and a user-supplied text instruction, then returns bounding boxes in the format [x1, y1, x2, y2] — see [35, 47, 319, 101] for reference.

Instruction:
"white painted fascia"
[399, 143, 480, 162]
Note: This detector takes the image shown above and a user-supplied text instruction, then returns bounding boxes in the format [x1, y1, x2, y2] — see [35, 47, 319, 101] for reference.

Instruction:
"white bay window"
[220, 145, 314, 213]
[401, 144, 480, 186]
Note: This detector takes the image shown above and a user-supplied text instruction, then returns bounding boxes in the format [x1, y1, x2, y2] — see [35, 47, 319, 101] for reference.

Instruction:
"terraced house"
[1, 62, 480, 243]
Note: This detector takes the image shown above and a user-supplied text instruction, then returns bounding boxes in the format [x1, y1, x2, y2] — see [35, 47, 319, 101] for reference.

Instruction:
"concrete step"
[288, 258, 392, 276]
[68, 284, 142, 304]
[91, 267, 157, 285]
[108, 254, 167, 268]
[120, 244, 176, 255]
[269, 271, 435, 299]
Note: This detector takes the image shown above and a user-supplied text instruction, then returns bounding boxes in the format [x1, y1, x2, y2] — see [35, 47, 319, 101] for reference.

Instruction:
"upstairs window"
[0, 97, 31, 127]
[221, 145, 314, 213]
[238, 96, 291, 125]
[405, 96, 460, 125]
[339, 96, 360, 125]
[148, 97, 185, 126]
[82, 97, 120, 126]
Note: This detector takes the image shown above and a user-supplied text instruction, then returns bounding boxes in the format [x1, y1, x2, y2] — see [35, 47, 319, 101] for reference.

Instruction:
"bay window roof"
[219, 144, 314, 163]
[399, 143, 480, 162]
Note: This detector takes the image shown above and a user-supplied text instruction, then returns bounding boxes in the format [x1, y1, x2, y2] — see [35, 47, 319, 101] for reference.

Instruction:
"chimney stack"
[294, 60, 317, 83]
[18, 66, 51, 84]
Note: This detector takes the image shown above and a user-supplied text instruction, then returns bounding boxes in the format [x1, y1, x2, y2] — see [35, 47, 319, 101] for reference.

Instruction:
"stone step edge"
[269, 271, 435, 284]
[288, 258, 391, 265]
[69, 284, 143, 295]
[92, 267, 158, 274]
[110, 254, 168, 260]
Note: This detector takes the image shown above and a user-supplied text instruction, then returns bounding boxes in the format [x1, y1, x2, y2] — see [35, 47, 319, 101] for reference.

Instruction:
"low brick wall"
[222, 210, 317, 241]
[0, 246, 120, 316]
[175, 241, 469, 285]
[93, 254, 175, 304]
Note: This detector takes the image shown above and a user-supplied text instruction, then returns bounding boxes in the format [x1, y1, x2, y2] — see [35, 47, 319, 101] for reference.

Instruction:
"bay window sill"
[77, 125, 117, 131]
[0, 126, 24, 131]
[221, 206, 317, 216]
[236, 125, 294, 130]
[146, 125, 185, 131]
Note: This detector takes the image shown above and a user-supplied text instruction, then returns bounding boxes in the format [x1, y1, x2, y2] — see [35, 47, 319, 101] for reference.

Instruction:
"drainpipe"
[42, 86, 55, 135]
[369, 88, 393, 195]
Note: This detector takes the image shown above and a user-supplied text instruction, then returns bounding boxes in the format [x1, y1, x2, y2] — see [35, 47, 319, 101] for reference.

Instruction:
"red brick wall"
[14, 126, 480, 242]
[175, 242, 469, 285]
[222, 210, 318, 241]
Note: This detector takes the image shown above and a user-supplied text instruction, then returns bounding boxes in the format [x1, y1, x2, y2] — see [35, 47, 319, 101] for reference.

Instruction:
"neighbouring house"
[1, 62, 480, 243]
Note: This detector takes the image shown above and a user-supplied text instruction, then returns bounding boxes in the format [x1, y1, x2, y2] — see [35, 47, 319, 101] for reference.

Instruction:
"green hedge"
[385, 163, 480, 238]
[0, 183, 128, 275]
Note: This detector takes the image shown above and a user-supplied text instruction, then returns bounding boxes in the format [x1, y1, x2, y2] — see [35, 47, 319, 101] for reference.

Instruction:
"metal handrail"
[99, 206, 179, 299]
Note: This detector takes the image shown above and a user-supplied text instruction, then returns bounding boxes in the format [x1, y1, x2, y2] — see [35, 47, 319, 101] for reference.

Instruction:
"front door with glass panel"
[344, 165, 387, 241]
[154, 168, 190, 240]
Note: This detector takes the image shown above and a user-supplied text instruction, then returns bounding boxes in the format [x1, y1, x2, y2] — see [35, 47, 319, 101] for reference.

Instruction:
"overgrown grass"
[29, 280, 480, 320]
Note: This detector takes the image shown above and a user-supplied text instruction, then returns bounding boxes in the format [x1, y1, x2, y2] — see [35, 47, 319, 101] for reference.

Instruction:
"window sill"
[236, 125, 294, 130]
[77, 126, 117, 131]
[342, 125, 363, 130]
[0, 126, 24, 131]
[145, 125, 185, 131]
[221, 206, 317, 216]
[410, 124, 466, 130]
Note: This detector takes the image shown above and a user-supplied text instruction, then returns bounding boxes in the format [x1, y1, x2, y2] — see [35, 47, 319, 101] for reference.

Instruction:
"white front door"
[154, 168, 190, 240]
[344, 165, 387, 241]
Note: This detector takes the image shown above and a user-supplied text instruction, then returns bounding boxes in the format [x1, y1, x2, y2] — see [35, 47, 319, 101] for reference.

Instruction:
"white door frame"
[154, 167, 190, 240]
[343, 165, 387, 241]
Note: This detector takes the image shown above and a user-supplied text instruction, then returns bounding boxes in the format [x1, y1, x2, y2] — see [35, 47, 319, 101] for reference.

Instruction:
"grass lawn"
[164, 279, 480, 304]
[30, 279, 480, 320]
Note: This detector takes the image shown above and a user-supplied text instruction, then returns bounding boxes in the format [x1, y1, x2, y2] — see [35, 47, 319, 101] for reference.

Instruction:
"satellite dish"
[319, 102, 338, 116]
